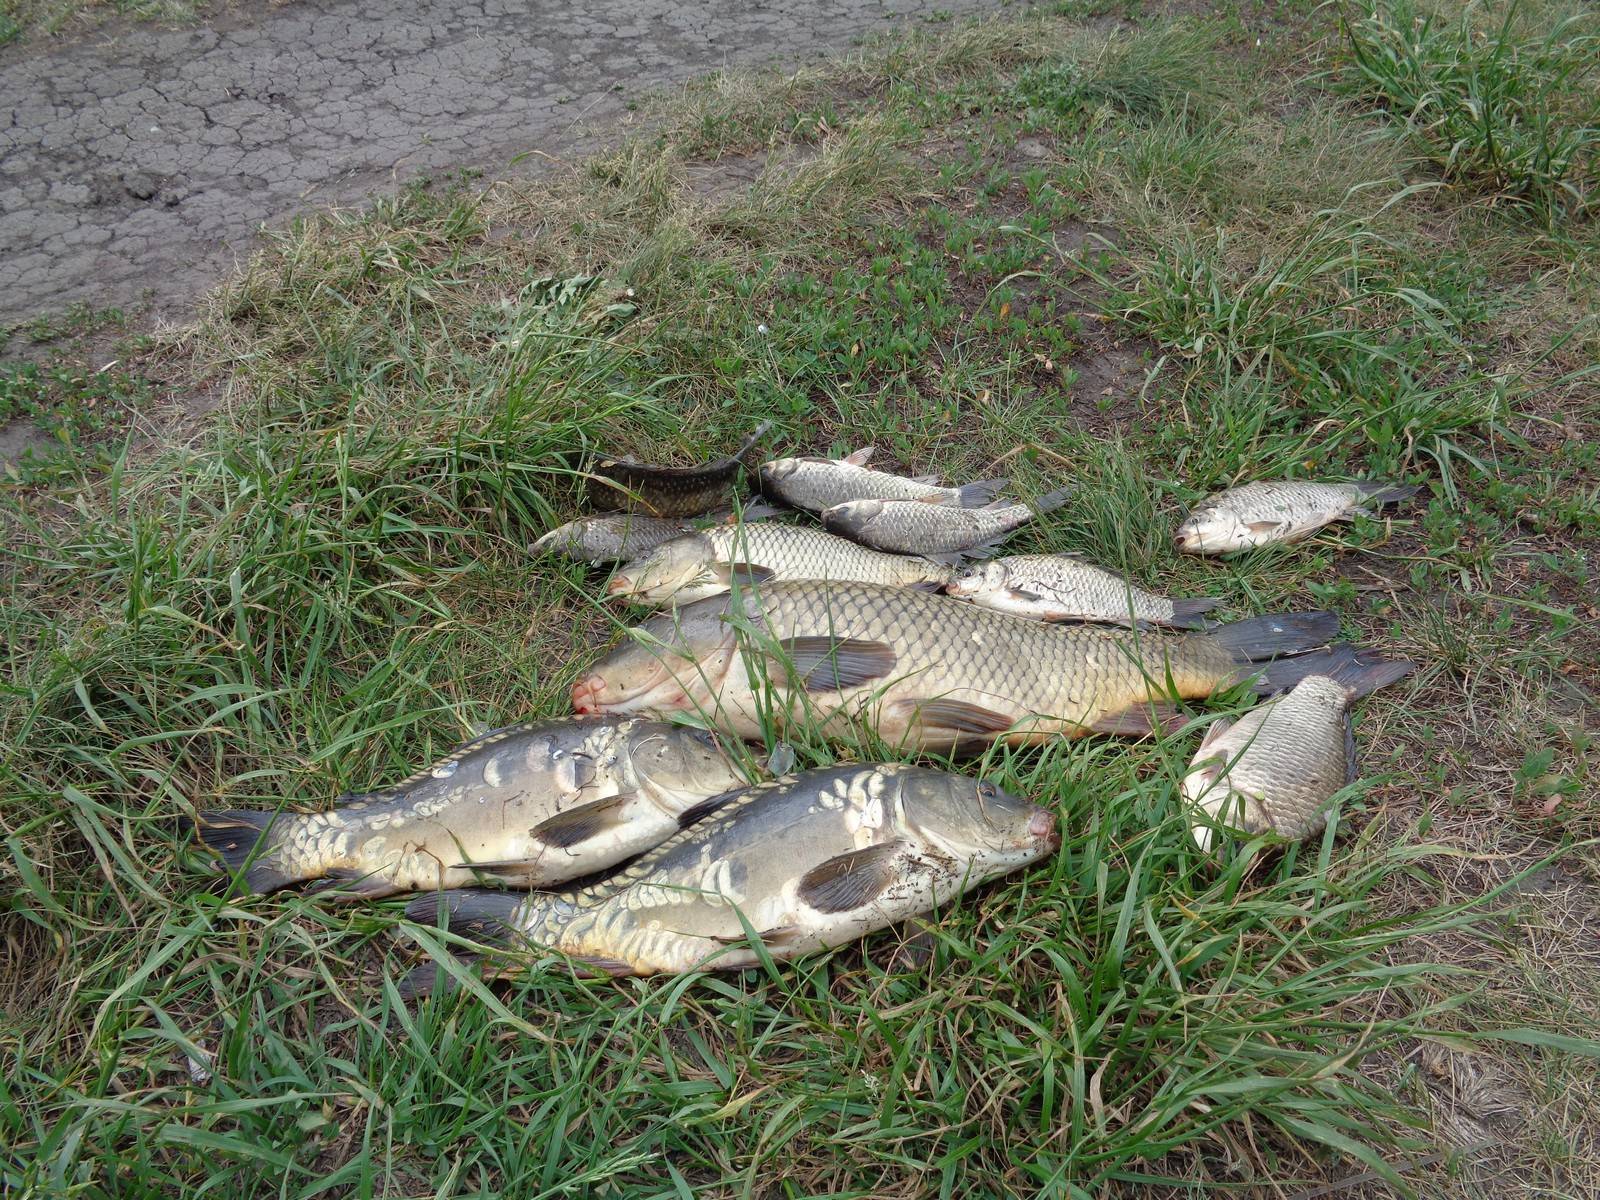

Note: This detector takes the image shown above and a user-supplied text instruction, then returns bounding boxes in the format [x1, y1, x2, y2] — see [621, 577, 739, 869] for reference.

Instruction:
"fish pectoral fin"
[1008, 587, 1044, 602]
[843, 445, 876, 466]
[1244, 520, 1287, 534]
[566, 952, 634, 978]
[675, 785, 744, 829]
[1088, 702, 1186, 738]
[309, 869, 402, 900]
[712, 561, 777, 587]
[777, 636, 898, 691]
[449, 859, 548, 886]
[797, 841, 905, 913]
[530, 793, 633, 849]
[710, 923, 803, 948]
[956, 534, 1011, 560]
[893, 698, 1015, 736]
[1196, 716, 1235, 753]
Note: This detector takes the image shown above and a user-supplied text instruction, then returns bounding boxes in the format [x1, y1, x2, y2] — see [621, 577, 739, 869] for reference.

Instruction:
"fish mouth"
[606, 575, 634, 597]
[572, 665, 697, 715]
[1029, 809, 1061, 851]
[571, 673, 610, 714]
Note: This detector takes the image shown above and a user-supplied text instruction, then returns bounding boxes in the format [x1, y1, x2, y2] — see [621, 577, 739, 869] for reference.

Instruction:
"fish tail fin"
[1243, 645, 1415, 698]
[1029, 487, 1075, 516]
[404, 889, 527, 949]
[1167, 597, 1224, 630]
[735, 420, 775, 464]
[1350, 481, 1419, 506]
[186, 809, 303, 894]
[1203, 610, 1340, 662]
[956, 477, 1009, 506]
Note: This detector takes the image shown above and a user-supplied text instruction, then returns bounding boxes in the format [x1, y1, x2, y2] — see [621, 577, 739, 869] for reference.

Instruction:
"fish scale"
[947, 554, 1221, 629]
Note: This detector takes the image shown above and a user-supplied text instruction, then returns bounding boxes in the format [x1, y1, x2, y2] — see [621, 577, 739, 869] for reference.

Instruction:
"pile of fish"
[189, 425, 1421, 994]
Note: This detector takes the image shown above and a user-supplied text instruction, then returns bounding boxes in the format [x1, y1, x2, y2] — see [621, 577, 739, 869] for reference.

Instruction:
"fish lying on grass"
[592, 421, 772, 517]
[532, 515, 694, 563]
[608, 522, 955, 606]
[945, 554, 1222, 629]
[570, 580, 1391, 753]
[759, 446, 1006, 513]
[401, 763, 1058, 988]
[1175, 480, 1419, 555]
[186, 719, 748, 897]
[1184, 658, 1414, 851]
[823, 489, 1074, 561]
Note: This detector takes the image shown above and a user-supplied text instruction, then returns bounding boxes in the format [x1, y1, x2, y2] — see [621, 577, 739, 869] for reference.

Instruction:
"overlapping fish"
[187, 718, 748, 897]
[824, 489, 1074, 561]
[608, 522, 954, 606]
[759, 446, 1006, 513]
[591, 422, 772, 517]
[1184, 658, 1413, 850]
[570, 580, 1390, 752]
[402, 763, 1058, 986]
[533, 515, 695, 564]
[946, 554, 1221, 629]
[1176, 480, 1418, 554]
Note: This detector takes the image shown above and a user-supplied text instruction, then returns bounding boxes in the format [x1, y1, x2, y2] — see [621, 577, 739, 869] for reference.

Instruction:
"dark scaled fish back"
[593, 421, 773, 517]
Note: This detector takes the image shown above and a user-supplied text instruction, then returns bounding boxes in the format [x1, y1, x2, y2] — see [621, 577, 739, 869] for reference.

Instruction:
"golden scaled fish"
[607, 522, 954, 607]
[592, 422, 771, 518]
[401, 763, 1058, 987]
[187, 718, 747, 897]
[945, 554, 1221, 629]
[570, 580, 1383, 753]
[823, 488, 1073, 561]
[1184, 658, 1413, 850]
[758, 445, 1006, 513]
[1175, 480, 1418, 555]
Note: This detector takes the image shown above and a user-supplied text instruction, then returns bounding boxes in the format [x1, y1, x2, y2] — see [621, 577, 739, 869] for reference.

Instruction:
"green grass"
[0, 0, 201, 41]
[4, 3, 1599, 1196]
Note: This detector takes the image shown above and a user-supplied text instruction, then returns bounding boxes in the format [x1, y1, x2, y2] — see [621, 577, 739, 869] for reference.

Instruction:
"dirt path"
[0, 0, 1008, 329]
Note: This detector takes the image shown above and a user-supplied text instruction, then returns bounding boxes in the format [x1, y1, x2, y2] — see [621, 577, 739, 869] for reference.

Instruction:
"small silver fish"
[822, 488, 1074, 561]
[533, 515, 692, 564]
[187, 719, 748, 897]
[1184, 657, 1413, 850]
[402, 764, 1058, 986]
[945, 554, 1221, 629]
[759, 446, 1006, 513]
[1175, 481, 1418, 555]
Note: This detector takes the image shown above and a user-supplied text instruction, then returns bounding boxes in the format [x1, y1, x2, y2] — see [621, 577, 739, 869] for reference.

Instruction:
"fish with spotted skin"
[823, 488, 1075, 561]
[570, 580, 1402, 753]
[1175, 480, 1418, 555]
[401, 764, 1058, 986]
[1184, 658, 1413, 850]
[592, 422, 772, 518]
[758, 446, 1006, 513]
[945, 554, 1221, 629]
[186, 719, 748, 897]
[608, 522, 954, 606]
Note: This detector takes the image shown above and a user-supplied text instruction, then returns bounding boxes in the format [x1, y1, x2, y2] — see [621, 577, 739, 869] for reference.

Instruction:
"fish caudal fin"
[1167, 597, 1223, 630]
[186, 810, 302, 894]
[1350, 481, 1419, 507]
[405, 889, 527, 949]
[1246, 645, 1416, 699]
[1204, 611, 1340, 662]
[1028, 487, 1075, 516]
[956, 477, 1009, 506]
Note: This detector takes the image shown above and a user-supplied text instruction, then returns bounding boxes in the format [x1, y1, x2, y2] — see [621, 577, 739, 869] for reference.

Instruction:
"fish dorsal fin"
[843, 446, 875, 466]
[797, 841, 904, 913]
[777, 637, 897, 692]
[530, 794, 632, 849]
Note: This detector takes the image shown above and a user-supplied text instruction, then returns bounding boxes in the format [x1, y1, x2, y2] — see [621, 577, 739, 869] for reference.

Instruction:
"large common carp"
[187, 718, 748, 897]
[570, 581, 1379, 752]
[402, 763, 1058, 986]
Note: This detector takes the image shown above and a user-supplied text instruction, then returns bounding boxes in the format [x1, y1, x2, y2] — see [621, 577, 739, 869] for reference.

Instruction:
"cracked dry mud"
[1, 0, 1008, 329]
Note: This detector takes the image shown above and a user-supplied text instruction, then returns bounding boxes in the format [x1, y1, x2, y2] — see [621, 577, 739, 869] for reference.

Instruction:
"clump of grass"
[1010, 21, 1222, 120]
[1340, 0, 1600, 221]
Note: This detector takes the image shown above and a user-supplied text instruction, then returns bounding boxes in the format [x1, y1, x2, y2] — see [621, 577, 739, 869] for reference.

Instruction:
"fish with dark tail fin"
[946, 554, 1221, 629]
[1176, 480, 1419, 555]
[400, 764, 1058, 990]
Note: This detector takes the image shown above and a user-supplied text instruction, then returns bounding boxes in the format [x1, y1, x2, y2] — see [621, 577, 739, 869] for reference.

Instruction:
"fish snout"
[571, 673, 608, 714]
[1029, 809, 1060, 851]
[606, 575, 634, 597]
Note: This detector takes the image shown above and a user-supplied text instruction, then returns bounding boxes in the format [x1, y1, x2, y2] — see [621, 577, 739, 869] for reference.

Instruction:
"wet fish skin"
[533, 515, 692, 563]
[945, 555, 1221, 629]
[593, 422, 772, 518]
[1184, 657, 1414, 850]
[1175, 480, 1418, 555]
[759, 445, 1007, 513]
[823, 488, 1074, 560]
[608, 522, 955, 606]
[570, 580, 1363, 753]
[403, 764, 1058, 981]
[187, 719, 748, 896]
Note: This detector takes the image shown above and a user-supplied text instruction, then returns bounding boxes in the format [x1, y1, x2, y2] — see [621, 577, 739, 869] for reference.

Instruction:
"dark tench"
[1176, 480, 1418, 554]
[823, 488, 1074, 561]
[608, 522, 954, 606]
[187, 719, 748, 897]
[946, 554, 1221, 629]
[402, 763, 1058, 985]
[1184, 658, 1413, 850]
[759, 445, 1006, 513]
[592, 422, 772, 517]
[570, 580, 1390, 753]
